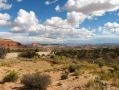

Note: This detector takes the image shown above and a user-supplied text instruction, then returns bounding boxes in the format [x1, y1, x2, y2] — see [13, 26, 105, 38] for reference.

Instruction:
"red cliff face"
[0, 39, 23, 48]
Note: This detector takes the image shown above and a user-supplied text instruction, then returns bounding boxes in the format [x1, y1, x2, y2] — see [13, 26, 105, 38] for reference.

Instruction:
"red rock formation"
[0, 39, 23, 48]
[31, 42, 41, 47]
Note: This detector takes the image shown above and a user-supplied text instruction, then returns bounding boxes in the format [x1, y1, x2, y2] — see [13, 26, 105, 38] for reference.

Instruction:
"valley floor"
[0, 58, 119, 90]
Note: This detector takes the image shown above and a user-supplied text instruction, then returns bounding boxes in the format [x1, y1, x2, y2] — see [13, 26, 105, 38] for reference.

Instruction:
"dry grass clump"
[0, 62, 12, 67]
[86, 78, 106, 90]
[3, 71, 18, 82]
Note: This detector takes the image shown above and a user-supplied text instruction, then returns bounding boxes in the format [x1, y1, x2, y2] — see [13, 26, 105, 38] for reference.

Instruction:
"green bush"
[21, 73, 51, 90]
[74, 70, 81, 76]
[110, 65, 119, 79]
[68, 64, 80, 73]
[3, 71, 18, 82]
[19, 49, 39, 58]
[51, 56, 65, 64]
[0, 47, 7, 59]
[86, 79, 104, 90]
[96, 58, 105, 68]
[100, 71, 112, 81]
[113, 64, 119, 71]
[54, 48, 119, 60]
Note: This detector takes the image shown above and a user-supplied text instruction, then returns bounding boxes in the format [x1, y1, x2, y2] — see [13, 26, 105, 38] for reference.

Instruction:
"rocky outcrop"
[0, 39, 23, 48]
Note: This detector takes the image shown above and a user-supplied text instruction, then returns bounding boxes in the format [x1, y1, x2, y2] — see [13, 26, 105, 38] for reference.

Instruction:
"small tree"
[0, 47, 7, 59]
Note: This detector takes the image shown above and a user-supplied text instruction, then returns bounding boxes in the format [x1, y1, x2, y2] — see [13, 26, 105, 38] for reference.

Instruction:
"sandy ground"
[0, 59, 52, 90]
[5, 53, 19, 59]
[5, 52, 51, 59]
[0, 59, 90, 90]
[0, 59, 118, 90]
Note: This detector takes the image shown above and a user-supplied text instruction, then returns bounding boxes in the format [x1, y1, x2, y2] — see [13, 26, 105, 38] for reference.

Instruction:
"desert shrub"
[86, 79, 104, 90]
[99, 71, 112, 81]
[41, 54, 45, 57]
[95, 58, 105, 68]
[106, 51, 118, 59]
[54, 48, 119, 61]
[51, 56, 65, 64]
[68, 64, 80, 73]
[86, 80, 95, 88]
[112, 64, 119, 71]
[112, 72, 119, 79]
[1, 62, 11, 67]
[3, 71, 18, 82]
[0, 47, 7, 59]
[51, 59, 61, 64]
[74, 70, 81, 76]
[61, 73, 68, 80]
[50, 55, 55, 59]
[109, 64, 119, 79]
[21, 73, 51, 90]
[19, 49, 39, 58]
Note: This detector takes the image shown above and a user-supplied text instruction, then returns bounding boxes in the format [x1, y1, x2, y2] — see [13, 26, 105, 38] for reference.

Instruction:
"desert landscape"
[0, 45, 119, 90]
[0, 0, 119, 90]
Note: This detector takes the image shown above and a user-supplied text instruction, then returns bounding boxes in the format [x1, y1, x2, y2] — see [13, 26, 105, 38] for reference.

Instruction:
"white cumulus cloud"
[95, 22, 119, 35]
[11, 9, 40, 33]
[10, 9, 94, 42]
[64, 0, 119, 15]
[2, 9, 119, 44]
[0, 13, 11, 26]
[55, 0, 119, 23]
[0, 0, 23, 10]
[0, 0, 12, 10]
[67, 11, 86, 27]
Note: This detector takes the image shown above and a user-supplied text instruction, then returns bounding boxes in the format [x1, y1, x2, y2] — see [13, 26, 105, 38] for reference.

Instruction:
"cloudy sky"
[0, 0, 119, 44]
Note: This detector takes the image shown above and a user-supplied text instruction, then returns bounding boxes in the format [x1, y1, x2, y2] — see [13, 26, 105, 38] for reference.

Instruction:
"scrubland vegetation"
[0, 47, 119, 90]
[18, 49, 40, 58]
[0, 47, 8, 59]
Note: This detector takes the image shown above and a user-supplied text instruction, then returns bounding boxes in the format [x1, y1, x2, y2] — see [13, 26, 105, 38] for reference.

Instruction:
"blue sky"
[0, 0, 119, 44]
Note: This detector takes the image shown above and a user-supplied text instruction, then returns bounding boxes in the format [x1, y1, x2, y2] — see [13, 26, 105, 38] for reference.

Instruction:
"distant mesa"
[0, 38, 23, 48]
[31, 42, 41, 47]
[0, 39, 52, 51]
